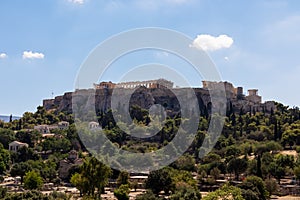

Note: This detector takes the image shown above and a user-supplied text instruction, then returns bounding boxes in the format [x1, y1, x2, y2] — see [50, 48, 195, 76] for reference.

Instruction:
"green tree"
[136, 190, 163, 200]
[42, 137, 71, 153]
[294, 165, 300, 185]
[70, 172, 87, 197]
[203, 183, 244, 200]
[210, 167, 221, 181]
[15, 130, 41, 148]
[0, 128, 15, 149]
[146, 168, 172, 195]
[170, 182, 201, 200]
[269, 162, 285, 184]
[171, 154, 196, 171]
[114, 184, 130, 200]
[227, 157, 248, 180]
[23, 170, 43, 190]
[240, 176, 269, 200]
[10, 162, 32, 183]
[117, 171, 130, 187]
[0, 186, 7, 199]
[16, 146, 40, 162]
[0, 144, 10, 174]
[79, 157, 112, 198]
[264, 178, 279, 196]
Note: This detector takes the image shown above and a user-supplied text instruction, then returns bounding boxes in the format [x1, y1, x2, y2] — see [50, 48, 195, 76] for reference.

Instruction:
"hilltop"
[1, 80, 300, 199]
[42, 80, 276, 117]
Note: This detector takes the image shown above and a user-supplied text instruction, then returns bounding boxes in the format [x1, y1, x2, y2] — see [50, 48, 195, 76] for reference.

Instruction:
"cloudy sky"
[1, 0, 300, 116]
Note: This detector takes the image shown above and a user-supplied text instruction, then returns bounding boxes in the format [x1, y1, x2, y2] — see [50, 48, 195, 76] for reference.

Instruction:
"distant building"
[35, 123, 68, 133]
[34, 125, 50, 134]
[202, 80, 242, 99]
[89, 121, 100, 130]
[9, 141, 29, 152]
[94, 78, 174, 90]
[58, 121, 69, 130]
[93, 81, 116, 89]
[41, 133, 55, 138]
[59, 150, 83, 179]
[245, 89, 262, 104]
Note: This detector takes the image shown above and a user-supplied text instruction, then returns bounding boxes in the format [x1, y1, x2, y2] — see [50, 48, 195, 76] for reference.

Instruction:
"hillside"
[1, 83, 300, 199]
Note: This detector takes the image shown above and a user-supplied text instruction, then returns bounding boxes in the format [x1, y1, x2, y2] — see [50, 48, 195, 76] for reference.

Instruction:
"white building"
[58, 121, 70, 130]
[9, 141, 29, 152]
[89, 121, 100, 130]
[34, 125, 50, 134]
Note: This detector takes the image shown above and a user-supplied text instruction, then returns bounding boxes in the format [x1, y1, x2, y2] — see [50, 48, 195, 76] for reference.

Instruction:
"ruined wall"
[43, 87, 275, 115]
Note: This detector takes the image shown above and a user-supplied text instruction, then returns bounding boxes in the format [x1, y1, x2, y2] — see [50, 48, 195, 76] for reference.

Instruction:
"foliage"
[1, 190, 71, 200]
[10, 161, 32, 183]
[171, 154, 196, 171]
[210, 167, 221, 181]
[203, 183, 244, 200]
[0, 186, 7, 199]
[0, 128, 15, 148]
[70, 173, 86, 196]
[227, 157, 248, 180]
[264, 178, 279, 196]
[42, 137, 71, 152]
[117, 171, 130, 187]
[71, 157, 111, 198]
[15, 130, 41, 148]
[15, 146, 40, 162]
[146, 168, 172, 195]
[239, 176, 269, 200]
[136, 190, 164, 200]
[168, 168, 198, 190]
[0, 144, 10, 174]
[114, 184, 130, 200]
[23, 170, 43, 190]
[170, 182, 201, 200]
[294, 165, 300, 182]
[1, 97, 300, 199]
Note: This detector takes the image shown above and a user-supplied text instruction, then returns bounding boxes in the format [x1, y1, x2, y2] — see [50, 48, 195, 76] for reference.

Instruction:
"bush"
[241, 189, 259, 200]
[136, 190, 163, 200]
[114, 184, 130, 200]
[203, 183, 243, 200]
[23, 170, 43, 190]
[0, 186, 7, 199]
[265, 178, 279, 196]
[240, 176, 269, 200]
[146, 168, 172, 194]
[170, 182, 201, 200]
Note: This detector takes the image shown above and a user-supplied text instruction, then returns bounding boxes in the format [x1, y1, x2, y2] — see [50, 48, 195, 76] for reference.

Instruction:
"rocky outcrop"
[43, 87, 275, 116]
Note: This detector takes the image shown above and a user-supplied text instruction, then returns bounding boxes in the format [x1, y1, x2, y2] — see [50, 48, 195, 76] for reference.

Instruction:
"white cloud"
[191, 34, 234, 51]
[22, 51, 45, 59]
[68, 0, 85, 5]
[0, 53, 7, 59]
[224, 56, 229, 61]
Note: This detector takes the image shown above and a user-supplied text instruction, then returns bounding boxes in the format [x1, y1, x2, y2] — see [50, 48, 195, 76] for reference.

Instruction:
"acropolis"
[93, 78, 174, 89]
[202, 80, 262, 104]
[43, 79, 274, 115]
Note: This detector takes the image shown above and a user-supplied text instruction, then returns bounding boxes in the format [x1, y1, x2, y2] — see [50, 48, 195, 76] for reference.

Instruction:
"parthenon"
[94, 78, 174, 89]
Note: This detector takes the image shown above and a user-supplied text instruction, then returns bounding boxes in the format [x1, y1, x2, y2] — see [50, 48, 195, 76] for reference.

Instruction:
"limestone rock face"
[43, 87, 275, 116]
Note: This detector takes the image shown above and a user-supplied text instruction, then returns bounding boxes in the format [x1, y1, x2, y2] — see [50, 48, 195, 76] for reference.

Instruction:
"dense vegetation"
[1, 102, 300, 199]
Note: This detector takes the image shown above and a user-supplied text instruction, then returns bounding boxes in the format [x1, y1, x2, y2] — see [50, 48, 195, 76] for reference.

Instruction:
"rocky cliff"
[43, 87, 275, 116]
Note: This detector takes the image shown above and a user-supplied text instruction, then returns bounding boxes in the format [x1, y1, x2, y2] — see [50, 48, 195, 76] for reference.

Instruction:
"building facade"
[9, 141, 29, 152]
[94, 78, 174, 90]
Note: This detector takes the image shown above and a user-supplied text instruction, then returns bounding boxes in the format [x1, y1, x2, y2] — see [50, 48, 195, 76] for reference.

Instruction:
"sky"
[1, 0, 300, 116]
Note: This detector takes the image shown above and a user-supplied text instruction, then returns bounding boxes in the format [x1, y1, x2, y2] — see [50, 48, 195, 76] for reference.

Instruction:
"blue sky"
[1, 0, 300, 116]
